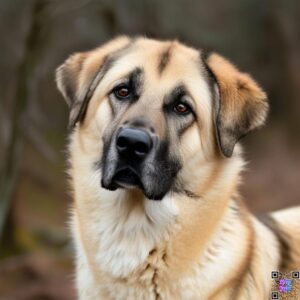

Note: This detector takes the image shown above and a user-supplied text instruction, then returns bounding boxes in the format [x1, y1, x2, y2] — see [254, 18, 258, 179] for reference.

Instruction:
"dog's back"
[264, 206, 300, 270]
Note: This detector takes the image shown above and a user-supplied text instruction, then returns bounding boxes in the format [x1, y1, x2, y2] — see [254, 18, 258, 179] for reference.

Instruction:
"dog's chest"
[96, 248, 222, 300]
[101, 248, 171, 300]
[74, 192, 185, 299]
[88, 193, 178, 278]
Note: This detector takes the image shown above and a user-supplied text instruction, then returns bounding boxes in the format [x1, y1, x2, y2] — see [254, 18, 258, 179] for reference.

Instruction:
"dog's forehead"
[115, 39, 205, 81]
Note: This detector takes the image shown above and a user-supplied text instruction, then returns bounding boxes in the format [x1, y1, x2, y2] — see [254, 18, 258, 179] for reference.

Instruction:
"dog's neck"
[74, 187, 179, 278]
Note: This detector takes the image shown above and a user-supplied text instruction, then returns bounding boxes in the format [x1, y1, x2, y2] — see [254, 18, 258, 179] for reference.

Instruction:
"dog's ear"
[56, 52, 89, 128]
[55, 36, 130, 129]
[205, 53, 269, 157]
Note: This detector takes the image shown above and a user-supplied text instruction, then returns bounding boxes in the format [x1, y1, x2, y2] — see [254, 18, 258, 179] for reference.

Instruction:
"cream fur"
[56, 37, 300, 300]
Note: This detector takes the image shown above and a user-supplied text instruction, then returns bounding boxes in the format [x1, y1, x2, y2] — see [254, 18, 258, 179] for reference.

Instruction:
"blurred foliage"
[0, 0, 299, 299]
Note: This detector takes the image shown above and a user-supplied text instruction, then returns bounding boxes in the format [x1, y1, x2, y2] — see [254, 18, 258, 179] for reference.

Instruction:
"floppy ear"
[205, 53, 269, 157]
[55, 36, 130, 129]
[56, 52, 90, 128]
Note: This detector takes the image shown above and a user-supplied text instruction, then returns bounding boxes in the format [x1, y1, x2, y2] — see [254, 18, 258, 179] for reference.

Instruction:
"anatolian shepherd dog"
[56, 36, 300, 300]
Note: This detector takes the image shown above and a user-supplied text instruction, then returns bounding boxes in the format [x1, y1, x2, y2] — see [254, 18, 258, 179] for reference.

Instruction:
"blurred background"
[0, 0, 299, 299]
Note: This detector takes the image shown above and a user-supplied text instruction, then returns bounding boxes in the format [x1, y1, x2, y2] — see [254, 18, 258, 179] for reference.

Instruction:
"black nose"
[116, 128, 152, 159]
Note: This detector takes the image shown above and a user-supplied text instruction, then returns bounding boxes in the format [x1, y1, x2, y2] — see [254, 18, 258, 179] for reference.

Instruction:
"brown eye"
[174, 102, 190, 114]
[114, 85, 131, 99]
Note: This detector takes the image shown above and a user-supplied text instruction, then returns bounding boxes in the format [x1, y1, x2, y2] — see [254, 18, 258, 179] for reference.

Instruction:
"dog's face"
[56, 37, 268, 200]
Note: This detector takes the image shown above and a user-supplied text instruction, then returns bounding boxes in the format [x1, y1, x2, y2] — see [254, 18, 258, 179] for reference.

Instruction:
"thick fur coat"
[56, 36, 300, 300]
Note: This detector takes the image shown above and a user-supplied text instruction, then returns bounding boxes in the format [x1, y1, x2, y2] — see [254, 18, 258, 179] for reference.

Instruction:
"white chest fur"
[74, 187, 178, 279]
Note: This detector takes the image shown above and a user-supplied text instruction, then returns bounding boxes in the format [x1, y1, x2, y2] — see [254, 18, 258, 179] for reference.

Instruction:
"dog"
[56, 36, 300, 299]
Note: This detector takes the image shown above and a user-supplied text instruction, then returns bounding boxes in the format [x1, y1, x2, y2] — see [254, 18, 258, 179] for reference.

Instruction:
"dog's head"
[56, 36, 268, 201]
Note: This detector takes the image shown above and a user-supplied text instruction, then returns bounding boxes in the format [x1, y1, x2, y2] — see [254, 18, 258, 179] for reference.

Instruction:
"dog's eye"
[174, 102, 191, 115]
[113, 85, 131, 99]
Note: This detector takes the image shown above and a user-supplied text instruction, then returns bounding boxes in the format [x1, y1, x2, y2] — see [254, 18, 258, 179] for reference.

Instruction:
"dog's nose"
[116, 128, 152, 159]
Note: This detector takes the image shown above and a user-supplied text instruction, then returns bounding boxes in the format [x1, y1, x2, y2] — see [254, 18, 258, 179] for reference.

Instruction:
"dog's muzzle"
[113, 127, 152, 188]
[101, 118, 180, 201]
[101, 123, 155, 190]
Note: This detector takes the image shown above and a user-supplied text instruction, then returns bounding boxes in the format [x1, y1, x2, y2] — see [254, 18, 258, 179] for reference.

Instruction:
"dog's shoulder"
[259, 206, 300, 271]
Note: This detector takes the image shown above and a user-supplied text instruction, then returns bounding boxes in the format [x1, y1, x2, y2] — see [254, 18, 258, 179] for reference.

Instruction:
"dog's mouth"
[112, 167, 142, 189]
[100, 141, 182, 200]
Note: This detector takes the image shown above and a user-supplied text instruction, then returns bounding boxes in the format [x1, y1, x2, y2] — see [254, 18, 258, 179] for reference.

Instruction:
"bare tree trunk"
[0, 0, 47, 250]
[264, 0, 300, 134]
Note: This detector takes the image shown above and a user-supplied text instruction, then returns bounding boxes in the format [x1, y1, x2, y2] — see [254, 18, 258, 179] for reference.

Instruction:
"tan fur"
[207, 53, 268, 157]
[56, 36, 300, 300]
